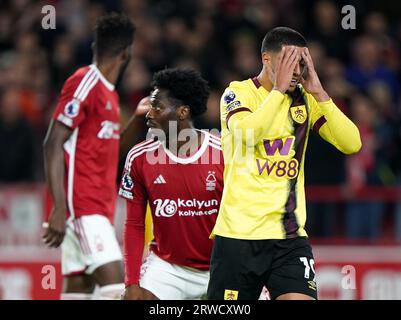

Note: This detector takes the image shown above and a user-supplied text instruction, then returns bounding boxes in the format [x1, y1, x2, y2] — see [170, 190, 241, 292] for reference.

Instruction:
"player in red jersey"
[42, 13, 135, 300]
[120, 68, 224, 300]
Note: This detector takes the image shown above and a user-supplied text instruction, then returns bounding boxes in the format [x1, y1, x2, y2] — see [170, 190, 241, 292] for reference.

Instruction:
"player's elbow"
[43, 133, 57, 152]
[343, 134, 362, 155]
[43, 133, 64, 160]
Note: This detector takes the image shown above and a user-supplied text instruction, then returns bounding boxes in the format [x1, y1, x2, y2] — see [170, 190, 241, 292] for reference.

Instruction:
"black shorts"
[207, 236, 317, 300]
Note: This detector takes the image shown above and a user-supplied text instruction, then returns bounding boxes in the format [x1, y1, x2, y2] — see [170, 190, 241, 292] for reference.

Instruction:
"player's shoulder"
[61, 65, 96, 97]
[221, 79, 255, 105]
[225, 78, 254, 92]
[124, 138, 161, 169]
[64, 65, 92, 85]
[62, 64, 104, 100]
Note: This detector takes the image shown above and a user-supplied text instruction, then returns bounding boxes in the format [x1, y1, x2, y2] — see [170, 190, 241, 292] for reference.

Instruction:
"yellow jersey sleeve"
[308, 94, 362, 154]
[221, 83, 290, 143]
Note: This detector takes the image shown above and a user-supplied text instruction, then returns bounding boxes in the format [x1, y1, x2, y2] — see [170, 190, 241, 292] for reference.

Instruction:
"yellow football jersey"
[212, 77, 361, 240]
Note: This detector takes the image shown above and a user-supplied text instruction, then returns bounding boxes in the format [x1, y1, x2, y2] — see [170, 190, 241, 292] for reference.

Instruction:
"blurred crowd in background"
[0, 0, 400, 241]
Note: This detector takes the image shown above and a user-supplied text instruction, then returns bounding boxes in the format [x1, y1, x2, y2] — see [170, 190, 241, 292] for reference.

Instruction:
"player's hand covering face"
[300, 47, 325, 95]
[266, 46, 304, 93]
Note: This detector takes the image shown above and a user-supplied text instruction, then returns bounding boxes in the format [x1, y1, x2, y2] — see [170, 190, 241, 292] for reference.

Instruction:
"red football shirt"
[51, 64, 120, 222]
[119, 131, 223, 285]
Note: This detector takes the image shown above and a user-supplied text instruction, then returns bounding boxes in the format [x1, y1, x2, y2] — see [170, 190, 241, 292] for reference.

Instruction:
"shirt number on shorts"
[299, 257, 316, 281]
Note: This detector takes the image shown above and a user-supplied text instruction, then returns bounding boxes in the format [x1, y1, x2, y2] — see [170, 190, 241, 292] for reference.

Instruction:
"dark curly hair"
[94, 12, 135, 58]
[261, 27, 306, 53]
[152, 68, 210, 118]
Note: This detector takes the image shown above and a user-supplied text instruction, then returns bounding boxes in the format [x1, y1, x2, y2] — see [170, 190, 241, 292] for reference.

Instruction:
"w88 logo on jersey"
[255, 137, 300, 179]
[256, 158, 299, 179]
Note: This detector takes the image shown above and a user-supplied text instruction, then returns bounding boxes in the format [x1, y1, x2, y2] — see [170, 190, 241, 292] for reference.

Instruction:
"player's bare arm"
[271, 46, 301, 94]
[122, 284, 158, 300]
[42, 120, 72, 248]
[300, 47, 330, 102]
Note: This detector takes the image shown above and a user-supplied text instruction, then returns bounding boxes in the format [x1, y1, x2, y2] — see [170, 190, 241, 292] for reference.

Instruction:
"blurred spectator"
[195, 90, 221, 130]
[393, 99, 401, 241]
[346, 35, 399, 103]
[51, 36, 77, 90]
[121, 59, 152, 112]
[231, 32, 260, 79]
[363, 10, 401, 77]
[345, 95, 384, 240]
[322, 58, 354, 113]
[308, 0, 349, 59]
[0, 87, 36, 183]
[305, 120, 346, 238]
[368, 81, 399, 184]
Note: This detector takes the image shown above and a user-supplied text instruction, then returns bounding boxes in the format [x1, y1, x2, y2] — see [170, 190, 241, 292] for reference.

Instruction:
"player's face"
[271, 46, 306, 92]
[146, 88, 178, 138]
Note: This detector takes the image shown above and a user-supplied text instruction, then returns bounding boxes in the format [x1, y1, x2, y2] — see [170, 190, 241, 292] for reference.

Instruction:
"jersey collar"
[90, 64, 115, 91]
[162, 130, 210, 164]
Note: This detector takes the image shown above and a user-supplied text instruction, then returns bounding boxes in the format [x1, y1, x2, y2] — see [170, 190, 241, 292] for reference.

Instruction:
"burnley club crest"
[290, 105, 307, 124]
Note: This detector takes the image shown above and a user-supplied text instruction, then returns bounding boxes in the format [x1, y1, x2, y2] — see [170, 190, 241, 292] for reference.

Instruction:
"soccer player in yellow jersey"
[207, 27, 361, 300]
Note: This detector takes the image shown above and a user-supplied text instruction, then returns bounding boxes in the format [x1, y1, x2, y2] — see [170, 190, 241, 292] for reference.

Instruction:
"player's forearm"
[124, 220, 145, 286]
[310, 90, 330, 103]
[229, 90, 287, 143]
[124, 201, 147, 286]
[317, 99, 362, 154]
[43, 141, 67, 211]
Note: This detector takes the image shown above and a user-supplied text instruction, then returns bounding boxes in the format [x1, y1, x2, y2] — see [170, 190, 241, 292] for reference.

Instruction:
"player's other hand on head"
[122, 284, 158, 300]
[300, 47, 329, 101]
[272, 46, 301, 94]
[135, 96, 151, 117]
[42, 207, 66, 248]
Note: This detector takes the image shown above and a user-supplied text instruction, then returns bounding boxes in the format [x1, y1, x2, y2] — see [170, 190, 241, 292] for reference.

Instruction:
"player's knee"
[92, 260, 124, 285]
[62, 275, 96, 295]
[97, 283, 125, 300]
